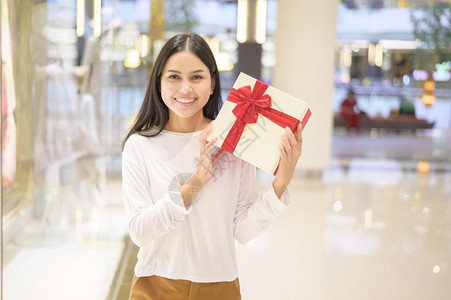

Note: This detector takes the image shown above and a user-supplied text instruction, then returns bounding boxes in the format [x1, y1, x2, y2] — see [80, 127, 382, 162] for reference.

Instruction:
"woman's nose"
[179, 81, 193, 93]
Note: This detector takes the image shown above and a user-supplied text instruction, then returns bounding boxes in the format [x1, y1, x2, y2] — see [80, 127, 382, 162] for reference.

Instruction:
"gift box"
[207, 72, 311, 174]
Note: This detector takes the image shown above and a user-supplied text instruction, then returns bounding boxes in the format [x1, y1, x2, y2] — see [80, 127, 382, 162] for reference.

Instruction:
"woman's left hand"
[273, 124, 303, 198]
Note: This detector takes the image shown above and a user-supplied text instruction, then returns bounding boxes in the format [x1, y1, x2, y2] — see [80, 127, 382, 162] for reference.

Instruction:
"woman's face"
[160, 50, 214, 123]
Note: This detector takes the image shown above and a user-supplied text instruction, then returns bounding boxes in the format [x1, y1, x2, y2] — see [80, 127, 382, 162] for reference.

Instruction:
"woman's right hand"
[179, 122, 224, 209]
[196, 121, 225, 185]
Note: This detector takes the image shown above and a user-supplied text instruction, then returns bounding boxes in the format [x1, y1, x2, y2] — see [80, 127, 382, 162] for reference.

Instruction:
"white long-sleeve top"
[122, 130, 291, 283]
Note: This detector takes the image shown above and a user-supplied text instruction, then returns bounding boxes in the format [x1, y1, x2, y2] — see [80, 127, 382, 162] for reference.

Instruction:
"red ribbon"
[221, 80, 301, 154]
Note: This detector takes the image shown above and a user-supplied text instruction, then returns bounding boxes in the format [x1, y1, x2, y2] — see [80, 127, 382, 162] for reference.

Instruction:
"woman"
[122, 33, 303, 299]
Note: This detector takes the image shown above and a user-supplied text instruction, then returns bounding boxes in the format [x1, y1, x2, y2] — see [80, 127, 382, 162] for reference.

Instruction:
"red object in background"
[2, 69, 8, 137]
[340, 94, 360, 131]
[2, 67, 17, 188]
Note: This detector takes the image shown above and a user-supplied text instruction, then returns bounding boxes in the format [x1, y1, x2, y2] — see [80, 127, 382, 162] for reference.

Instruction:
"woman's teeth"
[176, 97, 196, 104]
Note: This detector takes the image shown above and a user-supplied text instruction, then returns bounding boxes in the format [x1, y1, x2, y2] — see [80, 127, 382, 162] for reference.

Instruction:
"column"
[149, 0, 165, 63]
[235, 0, 263, 79]
[273, 0, 339, 171]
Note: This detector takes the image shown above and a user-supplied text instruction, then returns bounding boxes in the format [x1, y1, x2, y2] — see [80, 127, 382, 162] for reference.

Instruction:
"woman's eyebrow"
[165, 69, 206, 74]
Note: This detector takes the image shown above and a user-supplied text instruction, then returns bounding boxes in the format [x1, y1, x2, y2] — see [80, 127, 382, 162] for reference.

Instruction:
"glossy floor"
[3, 129, 451, 300]
[238, 129, 451, 300]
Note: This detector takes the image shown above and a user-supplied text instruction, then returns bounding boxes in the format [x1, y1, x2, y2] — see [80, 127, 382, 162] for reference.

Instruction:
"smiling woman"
[160, 51, 215, 133]
[121, 33, 304, 300]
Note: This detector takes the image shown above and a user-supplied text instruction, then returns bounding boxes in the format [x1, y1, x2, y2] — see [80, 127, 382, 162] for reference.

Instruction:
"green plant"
[411, 1, 451, 71]
[165, 0, 198, 33]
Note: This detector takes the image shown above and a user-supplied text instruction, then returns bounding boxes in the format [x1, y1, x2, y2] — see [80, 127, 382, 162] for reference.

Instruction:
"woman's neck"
[165, 114, 211, 133]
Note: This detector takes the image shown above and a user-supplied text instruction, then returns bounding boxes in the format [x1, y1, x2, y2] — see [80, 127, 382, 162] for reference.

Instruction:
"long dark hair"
[122, 33, 222, 149]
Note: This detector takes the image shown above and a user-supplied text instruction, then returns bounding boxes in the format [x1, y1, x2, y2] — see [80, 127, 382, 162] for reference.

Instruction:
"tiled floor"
[3, 129, 451, 299]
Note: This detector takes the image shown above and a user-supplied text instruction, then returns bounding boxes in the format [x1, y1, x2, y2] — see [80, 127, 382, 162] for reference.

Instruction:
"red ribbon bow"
[221, 80, 301, 154]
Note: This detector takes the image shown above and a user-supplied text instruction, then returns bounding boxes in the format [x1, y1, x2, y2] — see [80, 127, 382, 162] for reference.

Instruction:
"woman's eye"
[168, 74, 179, 79]
[192, 75, 203, 80]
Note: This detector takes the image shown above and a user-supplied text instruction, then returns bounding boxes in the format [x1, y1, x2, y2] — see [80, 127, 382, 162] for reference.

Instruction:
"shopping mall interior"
[1, 0, 451, 299]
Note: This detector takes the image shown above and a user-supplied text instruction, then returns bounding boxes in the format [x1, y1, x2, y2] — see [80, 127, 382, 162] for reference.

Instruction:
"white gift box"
[208, 72, 311, 174]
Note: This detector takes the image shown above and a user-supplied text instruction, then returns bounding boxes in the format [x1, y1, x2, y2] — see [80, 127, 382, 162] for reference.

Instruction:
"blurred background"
[1, 0, 450, 299]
